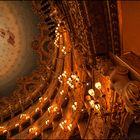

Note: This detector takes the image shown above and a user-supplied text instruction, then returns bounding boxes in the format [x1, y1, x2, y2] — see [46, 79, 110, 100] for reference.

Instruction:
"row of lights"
[61, 46, 67, 55]
[48, 105, 58, 113]
[87, 82, 102, 111]
[39, 97, 48, 102]
[58, 71, 67, 83]
[59, 120, 73, 131]
[20, 114, 30, 120]
[66, 74, 80, 89]
[60, 90, 64, 95]
[54, 23, 62, 48]
[72, 102, 77, 111]
[29, 127, 38, 136]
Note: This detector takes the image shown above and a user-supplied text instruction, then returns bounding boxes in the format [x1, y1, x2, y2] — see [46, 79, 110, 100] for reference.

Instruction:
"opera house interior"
[0, 0, 140, 139]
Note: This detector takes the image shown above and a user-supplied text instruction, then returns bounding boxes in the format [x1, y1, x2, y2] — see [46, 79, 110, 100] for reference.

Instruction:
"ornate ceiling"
[0, 1, 39, 96]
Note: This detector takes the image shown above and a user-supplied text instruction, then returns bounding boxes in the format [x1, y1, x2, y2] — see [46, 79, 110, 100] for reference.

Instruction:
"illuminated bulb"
[89, 100, 95, 108]
[95, 82, 102, 90]
[71, 74, 76, 79]
[74, 102, 77, 106]
[67, 123, 73, 131]
[68, 78, 72, 81]
[67, 126, 72, 131]
[69, 124, 72, 127]
[26, 115, 30, 120]
[60, 35, 62, 38]
[60, 90, 64, 95]
[56, 27, 58, 30]
[20, 114, 26, 119]
[29, 128, 32, 133]
[48, 107, 51, 113]
[46, 120, 50, 125]
[39, 97, 42, 102]
[53, 107, 58, 112]
[3, 130, 7, 133]
[67, 81, 70, 84]
[15, 123, 19, 127]
[59, 123, 64, 130]
[55, 30, 58, 33]
[88, 89, 95, 97]
[95, 104, 100, 111]
[64, 120, 67, 123]
[72, 106, 76, 111]
[76, 77, 79, 82]
[71, 85, 74, 89]
[35, 132, 38, 136]
[86, 83, 90, 86]
[57, 24, 60, 27]
[44, 97, 47, 101]
[35, 107, 40, 112]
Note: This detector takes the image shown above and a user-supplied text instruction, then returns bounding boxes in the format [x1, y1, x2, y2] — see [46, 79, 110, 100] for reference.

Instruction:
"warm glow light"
[3, 129, 7, 133]
[86, 82, 90, 86]
[53, 106, 58, 112]
[71, 74, 76, 79]
[20, 114, 29, 119]
[68, 78, 72, 81]
[88, 89, 95, 97]
[39, 97, 43, 102]
[35, 132, 38, 136]
[74, 102, 77, 106]
[44, 97, 48, 101]
[35, 107, 40, 112]
[89, 100, 95, 108]
[95, 104, 100, 111]
[29, 127, 38, 134]
[67, 123, 73, 131]
[76, 77, 79, 82]
[60, 90, 64, 95]
[46, 120, 50, 125]
[95, 82, 102, 90]
[15, 123, 19, 127]
[59, 123, 64, 130]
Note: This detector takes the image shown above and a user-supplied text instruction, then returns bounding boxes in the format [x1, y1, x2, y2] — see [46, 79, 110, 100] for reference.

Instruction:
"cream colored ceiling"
[0, 1, 39, 96]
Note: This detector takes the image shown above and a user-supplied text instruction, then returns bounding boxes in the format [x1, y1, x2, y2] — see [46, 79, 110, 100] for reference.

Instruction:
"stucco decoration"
[110, 66, 140, 116]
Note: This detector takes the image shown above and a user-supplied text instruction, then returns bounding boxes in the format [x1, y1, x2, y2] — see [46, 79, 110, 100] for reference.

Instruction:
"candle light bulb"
[95, 82, 101, 90]
[88, 89, 95, 97]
